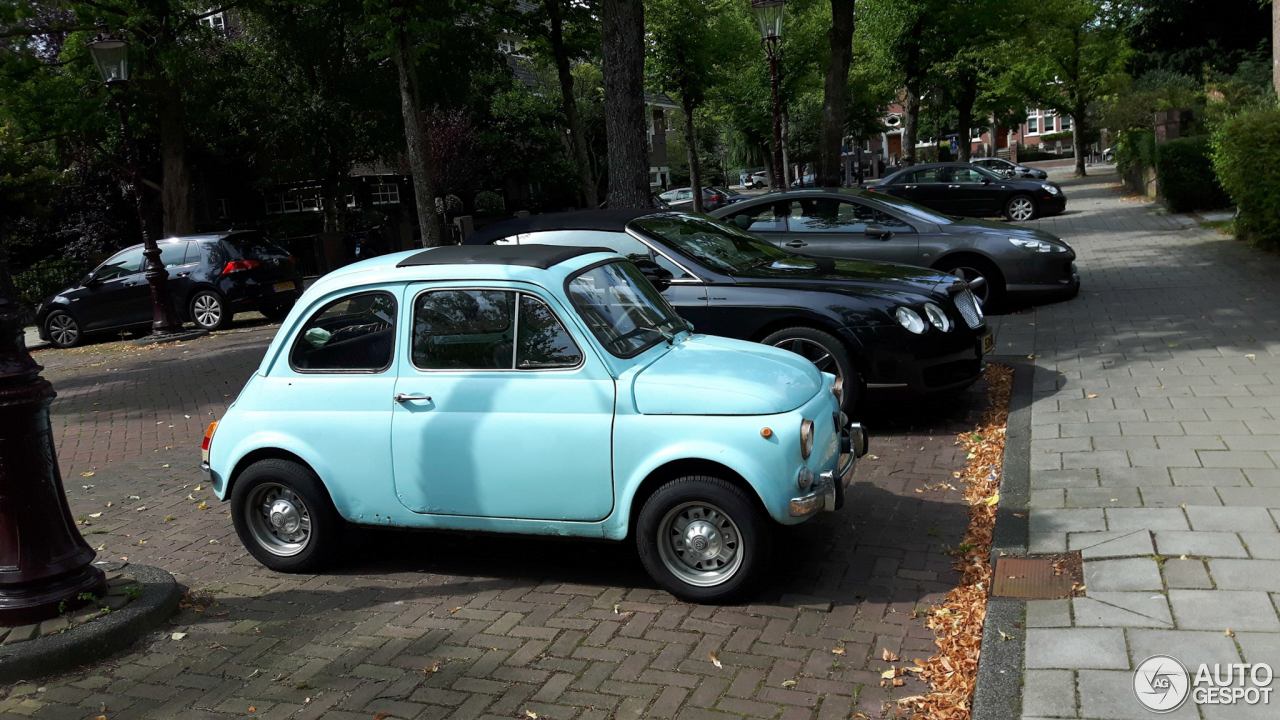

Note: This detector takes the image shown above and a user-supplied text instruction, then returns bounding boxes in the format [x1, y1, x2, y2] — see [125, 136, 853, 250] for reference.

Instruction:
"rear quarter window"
[223, 235, 289, 261]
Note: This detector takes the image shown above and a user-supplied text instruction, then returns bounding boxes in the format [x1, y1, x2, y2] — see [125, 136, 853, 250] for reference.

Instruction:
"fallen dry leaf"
[81, 472, 95, 477]
[171, 632, 187, 640]
[375, 714, 390, 720]
[425, 661, 440, 673]
[449, 606, 461, 613]
[248, 706, 255, 713]
[831, 647, 846, 655]
[881, 669, 896, 679]
[1087, 394, 1098, 399]
[1226, 628, 1235, 637]
[891, 678, 904, 687]
[709, 651, 722, 669]
[89, 512, 102, 518]
[781, 680, 796, 688]
[881, 648, 899, 662]
[525, 711, 538, 719]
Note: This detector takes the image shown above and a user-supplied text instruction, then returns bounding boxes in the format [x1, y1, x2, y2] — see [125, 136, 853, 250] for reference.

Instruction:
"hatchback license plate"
[981, 331, 995, 354]
[273, 281, 295, 292]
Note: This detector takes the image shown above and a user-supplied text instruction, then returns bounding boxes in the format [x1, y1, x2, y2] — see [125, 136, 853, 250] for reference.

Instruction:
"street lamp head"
[86, 33, 129, 86]
[751, 0, 785, 42]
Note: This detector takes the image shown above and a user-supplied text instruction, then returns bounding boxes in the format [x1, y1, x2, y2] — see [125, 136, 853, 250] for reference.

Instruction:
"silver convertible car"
[710, 188, 1079, 309]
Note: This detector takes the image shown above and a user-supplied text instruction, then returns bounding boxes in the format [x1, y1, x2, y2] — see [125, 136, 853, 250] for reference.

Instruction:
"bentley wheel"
[935, 255, 1004, 310]
[1004, 195, 1037, 222]
[637, 476, 770, 603]
[190, 290, 229, 331]
[231, 459, 342, 573]
[45, 311, 82, 348]
[761, 326, 859, 414]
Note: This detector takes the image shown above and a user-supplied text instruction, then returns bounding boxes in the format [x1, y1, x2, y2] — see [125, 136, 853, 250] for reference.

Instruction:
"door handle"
[177, 272, 191, 278]
[785, 241, 807, 248]
[948, 184, 961, 188]
[123, 281, 136, 286]
[394, 393, 432, 403]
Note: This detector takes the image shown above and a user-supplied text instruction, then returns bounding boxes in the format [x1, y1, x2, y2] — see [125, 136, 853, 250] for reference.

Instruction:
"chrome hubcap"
[49, 315, 78, 345]
[1009, 198, 1034, 221]
[245, 483, 311, 557]
[950, 268, 989, 305]
[194, 295, 221, 327]
[773, 337, 842, 388]
[657, 502, 743, 587]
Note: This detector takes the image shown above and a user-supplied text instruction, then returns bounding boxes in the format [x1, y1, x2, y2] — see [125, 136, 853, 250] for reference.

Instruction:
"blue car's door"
[390, 282, 616, 520]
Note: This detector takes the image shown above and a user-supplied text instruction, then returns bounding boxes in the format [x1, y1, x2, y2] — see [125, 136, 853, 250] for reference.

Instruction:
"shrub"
[474, 190, 505, 216]
[1017, 148, 1075, 162]
[1155, 136, 1231, 212]
[1212, 107, 1280, 246]
[12, 256, 87, 309]
[1115, 129, 1155, 192]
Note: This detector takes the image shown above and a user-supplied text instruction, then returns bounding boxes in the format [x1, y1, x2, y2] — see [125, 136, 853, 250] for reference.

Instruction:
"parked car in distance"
[970, 157, 1048, 180]
[659, 187, 731, 211]
[711, 188, 1078, 308]
[711, 186, 749, 205]
[466, 210, 993, 415]
[37, 232, 304, 348]
[747, 171, 769, 188]
[204, 244, 865, 602]
[868, 162, 1066, 222]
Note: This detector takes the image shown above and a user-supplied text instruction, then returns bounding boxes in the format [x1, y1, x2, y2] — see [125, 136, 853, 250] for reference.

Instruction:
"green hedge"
[1212, 107, 1280, 246]
[1156, 136, 1231, 212]
[12, 257, 87, 309]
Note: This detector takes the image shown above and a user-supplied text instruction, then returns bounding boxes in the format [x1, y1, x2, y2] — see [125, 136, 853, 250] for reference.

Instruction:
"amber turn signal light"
[761, 427, 773, 438]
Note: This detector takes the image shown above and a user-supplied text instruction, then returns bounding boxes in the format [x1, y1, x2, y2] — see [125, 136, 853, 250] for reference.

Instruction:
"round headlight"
[832, 375, 845, 405]
[800, 418, 815, 460]
[797, 466, 814, 490]
[895, 307, 927, 334]
[923, 303, 951, 332]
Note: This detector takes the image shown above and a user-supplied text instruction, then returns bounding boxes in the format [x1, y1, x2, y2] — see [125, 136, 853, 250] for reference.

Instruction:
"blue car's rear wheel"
[637, 476, 771, 603]
[231, 459, 342, 573]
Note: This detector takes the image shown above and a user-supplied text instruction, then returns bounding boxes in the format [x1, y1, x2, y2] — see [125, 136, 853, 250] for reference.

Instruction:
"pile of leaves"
[899, 364, 1013, 720]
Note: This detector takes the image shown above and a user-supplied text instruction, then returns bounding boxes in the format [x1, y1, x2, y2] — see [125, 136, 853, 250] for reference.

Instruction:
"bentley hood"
[632, 335, 823, 415]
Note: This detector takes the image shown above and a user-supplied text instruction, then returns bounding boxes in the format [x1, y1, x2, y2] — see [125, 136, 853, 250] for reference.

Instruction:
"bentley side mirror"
[982, 178, 991, 184]
[864, 223, 891, 240]
[81, 274, 99, 287]
[732, 215, 752, 230]
[633, 259, 674, 292]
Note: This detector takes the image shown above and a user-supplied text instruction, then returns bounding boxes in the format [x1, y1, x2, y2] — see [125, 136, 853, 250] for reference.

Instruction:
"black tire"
[935, 255, 1005, 311]
[44, 311, 82, 349]
[761, 326, 859, 415]
[230, 459, 343, 573]
[1003, 194, 1038, 222]
[259, 302, 293, 322]
[636, 476, 772, 603]
[189, 289, 230, 331]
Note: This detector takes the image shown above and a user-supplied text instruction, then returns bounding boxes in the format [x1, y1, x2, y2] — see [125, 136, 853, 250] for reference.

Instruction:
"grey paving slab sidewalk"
[990, 167, 1280, 719]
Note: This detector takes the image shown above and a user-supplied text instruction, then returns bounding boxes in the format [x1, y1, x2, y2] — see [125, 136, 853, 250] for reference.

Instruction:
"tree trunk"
[681, 99, 702, 212]
[781, 108, 791, 186]
[902, 81, 920, 166]
[156, 75, 195, 235]
[392, 29, 443, 246]
[1274, 0, 1280, 103]
[818, 0, 854, 187]
[762, 142, 776, 187]
[989, 116, 1000, 157]
[546, 0, 597, 208]
[955, 78, 977, 163]
[1072, 112, 1086, 177]
[602, 0, 650, 208]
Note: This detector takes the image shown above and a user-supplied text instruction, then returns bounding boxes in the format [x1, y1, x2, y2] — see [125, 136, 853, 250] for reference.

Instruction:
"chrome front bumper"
[788, 423, 867, 517]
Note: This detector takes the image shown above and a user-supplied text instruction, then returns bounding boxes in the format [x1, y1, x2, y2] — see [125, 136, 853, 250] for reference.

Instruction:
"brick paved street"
[1, 310, 990, 718]
[988, 166, 1280, 719]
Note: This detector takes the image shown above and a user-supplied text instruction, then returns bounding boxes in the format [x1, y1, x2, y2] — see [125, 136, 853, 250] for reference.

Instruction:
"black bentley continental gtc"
[465, 210, 992, 415]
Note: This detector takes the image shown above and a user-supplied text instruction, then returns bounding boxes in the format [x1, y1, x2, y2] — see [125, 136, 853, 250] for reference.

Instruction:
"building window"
[265, 195, 283, 214]
[300, 195, 321, 212]
[215, 198, 228, 219]
[346, 195, 357, 208]
[497, 38, 517, 55]
[200, 12, 226, 35]
[372, 183, 400, 205]
[1060, 115, 1072, 131]
[1027, 116, 1038, 134]
[281, 195, 300, 213]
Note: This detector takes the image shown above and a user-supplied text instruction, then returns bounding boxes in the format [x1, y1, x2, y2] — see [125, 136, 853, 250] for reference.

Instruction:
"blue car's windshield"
[567, 261, 685, 358]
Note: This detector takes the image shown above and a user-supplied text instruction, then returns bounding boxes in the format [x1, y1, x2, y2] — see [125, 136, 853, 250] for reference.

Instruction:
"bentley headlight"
[895, 307, 927, 334]
[800, 419, 815, 460]
[798, 466, 814, 490]
[1008, 237, 1065, 253]
[923, 303, 951, 332]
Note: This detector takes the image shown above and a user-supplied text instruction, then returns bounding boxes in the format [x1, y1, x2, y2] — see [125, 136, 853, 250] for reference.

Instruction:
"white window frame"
[265, 195, 283, 214]
[1060, 115, 1072, 131]
[372, 183, 400, 205]
[200, 12, 226, 35]
[1027, 116, 1039, 134]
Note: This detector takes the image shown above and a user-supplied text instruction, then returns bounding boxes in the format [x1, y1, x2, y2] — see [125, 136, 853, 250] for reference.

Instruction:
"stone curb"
[972, 356, 1034, 720]
[0, 564, 181, 684]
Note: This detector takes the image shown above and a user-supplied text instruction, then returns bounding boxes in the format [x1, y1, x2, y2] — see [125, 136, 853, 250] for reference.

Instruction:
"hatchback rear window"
[223, 235, 288, 260]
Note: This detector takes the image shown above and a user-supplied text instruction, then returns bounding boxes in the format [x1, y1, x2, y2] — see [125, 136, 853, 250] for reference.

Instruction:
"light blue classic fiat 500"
[203, 244, 864, 601]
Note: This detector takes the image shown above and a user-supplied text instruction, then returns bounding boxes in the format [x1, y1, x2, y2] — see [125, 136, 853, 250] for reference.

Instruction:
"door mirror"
[1003, 169, 1016, 178]
[982, 177, 991, 185]
[864, 223, 891, 239]
[633, 259, 674, 292]
[80, 273, 96, 287]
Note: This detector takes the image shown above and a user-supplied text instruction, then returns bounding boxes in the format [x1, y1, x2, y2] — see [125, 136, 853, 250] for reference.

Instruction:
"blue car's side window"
[411, 289, 584, 371]
[517, 294, 582, 369]
[289, 291, 397, 373]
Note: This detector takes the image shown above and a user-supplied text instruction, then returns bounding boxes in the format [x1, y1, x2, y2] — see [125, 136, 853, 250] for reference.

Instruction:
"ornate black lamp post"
[87, 32, 197, 341]
[751, 0, 785, 190]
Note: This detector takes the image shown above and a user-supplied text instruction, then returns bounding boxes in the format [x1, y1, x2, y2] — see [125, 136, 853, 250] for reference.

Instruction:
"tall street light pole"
[752, 0, 785, 190]
[87, 32, 199, 342]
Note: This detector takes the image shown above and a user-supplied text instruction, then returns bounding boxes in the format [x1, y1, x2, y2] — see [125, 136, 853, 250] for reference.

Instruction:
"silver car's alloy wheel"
[656, 501, 743, 587]
[245, 482, 312, 557]
[773, 337, 842, 385]
[949, 267, 990, 305]
[1008, 197, 1035, 222]
[193, 293, 222, 328]
[48, 314, 78, 346]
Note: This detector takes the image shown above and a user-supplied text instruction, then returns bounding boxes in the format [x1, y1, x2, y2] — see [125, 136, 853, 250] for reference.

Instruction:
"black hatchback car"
[37, 231, 304, 348]
[465, 210, 991, 415]
[869, 162, 1065, 222]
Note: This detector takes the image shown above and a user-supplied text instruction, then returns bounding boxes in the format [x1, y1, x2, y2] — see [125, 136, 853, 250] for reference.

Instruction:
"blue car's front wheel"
[637, 476, 771, 603]
[231, 459, 342, 573]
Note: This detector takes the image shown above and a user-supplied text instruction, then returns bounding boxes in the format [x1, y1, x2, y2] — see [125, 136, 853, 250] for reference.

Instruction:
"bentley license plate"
[273, 281, 295, 292]
[982, 331, 995, 354]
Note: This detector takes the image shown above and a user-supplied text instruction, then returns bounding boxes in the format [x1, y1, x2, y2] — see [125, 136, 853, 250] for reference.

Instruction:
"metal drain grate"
[990, 556, 1078, 599]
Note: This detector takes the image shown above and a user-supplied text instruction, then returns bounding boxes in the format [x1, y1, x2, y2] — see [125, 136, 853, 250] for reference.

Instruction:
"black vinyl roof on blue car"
[395, 243, 615, 270]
